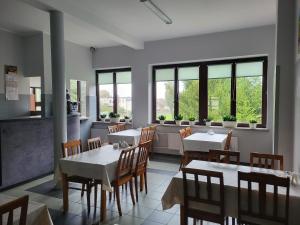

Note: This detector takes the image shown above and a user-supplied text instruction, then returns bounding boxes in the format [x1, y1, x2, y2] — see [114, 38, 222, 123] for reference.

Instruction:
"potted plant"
[124, 116, 130, 123]
[189, 117, 196, 126]
[100, 114, 106, 122]
[174, 114, 183, 126]
[204, 116, 213, 126]
[109, 112, 120, 123]
[222, 115, 237, 128]
[249, 119, 257, 129]
[158, 115, 166, 125]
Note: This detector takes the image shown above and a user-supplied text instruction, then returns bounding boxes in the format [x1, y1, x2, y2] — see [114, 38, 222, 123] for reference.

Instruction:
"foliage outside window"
[96, 68, 132, 119]
[152, 57, 267, 127]
[70, 79, 87, 117]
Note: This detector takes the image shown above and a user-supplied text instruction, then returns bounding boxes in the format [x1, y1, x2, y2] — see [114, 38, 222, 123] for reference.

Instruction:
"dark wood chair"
[108, 125, 119, 134]
[238, 171, 290, 225]
[112, 146, 136, 216]
[61, 139, 93, 212]
[250, 152, 284, 170]
[224, 129, 232, 150]
[182, 168, 226, 225]
[117, 123, 126, 131]
[179, 128, 192, 170]
[0, 195, 29, 225]
[133, 140, 151, 202]
[209, 149, 240, 165]
[87, 137, 102, 150]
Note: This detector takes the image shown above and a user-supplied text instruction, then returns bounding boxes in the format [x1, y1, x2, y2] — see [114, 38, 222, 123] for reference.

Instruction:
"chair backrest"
[209, 149, 240, 165]
[182, 168, 224, 220]
[116, 146, 136, 178]
[117, 124, 126, 131]
[0, 195, 29, 225]
[108, 125, 119, 134]
[135, 140, 151, 174]
[250, 152, 284, 170]
[179, 128, 188, 139]
[182, 151, 209, 168]
[87, 137, 101, 150]
[185, 127, 192, 136]
[224, 129, 232, 150]
[238, 171, 290, 225]
[139, 127, 153, 145]
[61, 139, 82, 157]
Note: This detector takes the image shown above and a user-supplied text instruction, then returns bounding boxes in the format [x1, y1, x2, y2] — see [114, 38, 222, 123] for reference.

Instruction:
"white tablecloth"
[0, 194, 53, 225]
[60, 145, 123, 191]
[107, 129, 141, 146]
[182, 133, 227, 154]
[161, 160, 300, 225]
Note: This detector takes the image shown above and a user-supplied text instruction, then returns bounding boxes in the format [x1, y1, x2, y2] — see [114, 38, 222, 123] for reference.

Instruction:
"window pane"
[156, 69, 174, 120]
[99, 84, 113, 115]
[116, 71, 131, 84]
[70, 80, 78, 102]
[208, 64, 231, 121]
[35, 88, 41, 102]
[99, 72, 113, 84]
[178, 67, 199, 119]
[117, 83, 132, 117]
[236, 62, 263, 123]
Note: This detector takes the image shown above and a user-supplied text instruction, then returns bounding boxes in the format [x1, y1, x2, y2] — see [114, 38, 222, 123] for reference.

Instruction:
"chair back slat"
[224, 129, 232, 150]
[182, 167, 224, 217]
[61, 139, 82, 157]
[87, 137, 101, 150]
[209, 149, 240, 165]
[108, 125, 119, 134]
[116, 146, 136, 178]
[238, 171, 290, 225]
[250, 152, 284, 170]
[0, 195, 29, 225]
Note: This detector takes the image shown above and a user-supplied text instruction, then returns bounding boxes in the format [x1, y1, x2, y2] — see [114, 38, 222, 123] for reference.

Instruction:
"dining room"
[0, 0, 299, 225]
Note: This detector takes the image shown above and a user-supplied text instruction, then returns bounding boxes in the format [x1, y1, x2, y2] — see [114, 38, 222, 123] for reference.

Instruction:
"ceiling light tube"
[140, 0, 173, 24]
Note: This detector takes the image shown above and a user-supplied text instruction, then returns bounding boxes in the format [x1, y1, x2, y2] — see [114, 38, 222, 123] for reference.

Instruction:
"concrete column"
[50, 11, 67, 172]
[274, 0, 297, 170]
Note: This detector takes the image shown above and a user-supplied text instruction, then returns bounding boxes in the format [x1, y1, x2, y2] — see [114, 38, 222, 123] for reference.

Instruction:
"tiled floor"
[1, 154, 228, 225]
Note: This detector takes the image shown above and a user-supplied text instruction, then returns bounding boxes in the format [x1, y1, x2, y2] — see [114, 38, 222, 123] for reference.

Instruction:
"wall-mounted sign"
[4, 65, 19, 101]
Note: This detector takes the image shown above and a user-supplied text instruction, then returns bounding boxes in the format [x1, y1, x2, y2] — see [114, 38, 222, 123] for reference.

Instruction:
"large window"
[96, 68, 132, 119]
[152, 57, 267, 127]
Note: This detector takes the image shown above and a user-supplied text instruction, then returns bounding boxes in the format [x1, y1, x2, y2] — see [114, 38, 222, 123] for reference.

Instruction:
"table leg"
[100, 189, 107, 222]
[180, 205, 185, 225]
[140, 174, 144, 191]
[62, 173, 69, 213]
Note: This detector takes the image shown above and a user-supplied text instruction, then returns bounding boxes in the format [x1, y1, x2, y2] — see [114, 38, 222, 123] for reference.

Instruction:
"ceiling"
[0, 0, 277, 49]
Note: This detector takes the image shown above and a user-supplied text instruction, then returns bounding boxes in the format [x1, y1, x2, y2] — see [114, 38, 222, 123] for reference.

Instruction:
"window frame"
[95, 67, 132, 120]
[152, 56, 268, 127]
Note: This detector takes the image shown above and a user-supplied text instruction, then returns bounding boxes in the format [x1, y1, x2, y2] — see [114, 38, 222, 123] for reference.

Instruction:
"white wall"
[93, 25, 276, 162]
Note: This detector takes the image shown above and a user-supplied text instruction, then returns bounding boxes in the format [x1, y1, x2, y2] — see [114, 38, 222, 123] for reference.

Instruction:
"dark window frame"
[152, 56, 268, 128]
[95, 67, 131, 120]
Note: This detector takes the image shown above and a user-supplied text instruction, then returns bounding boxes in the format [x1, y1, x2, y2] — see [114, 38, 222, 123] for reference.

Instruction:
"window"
[96, 68, 132, 119]
[70, 79, 87, 117]
[152, 57, 268, 127]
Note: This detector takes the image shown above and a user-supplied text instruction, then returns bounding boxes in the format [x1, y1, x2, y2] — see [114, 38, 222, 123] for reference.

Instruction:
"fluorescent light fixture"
[140, 0, 173, 24]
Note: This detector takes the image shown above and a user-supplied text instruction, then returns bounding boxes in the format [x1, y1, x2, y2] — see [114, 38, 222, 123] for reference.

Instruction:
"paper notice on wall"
[5, 73, 19, 100]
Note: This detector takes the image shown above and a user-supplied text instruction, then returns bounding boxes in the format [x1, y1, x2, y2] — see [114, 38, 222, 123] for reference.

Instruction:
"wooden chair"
[185, 127, 192, 136]
[139, 127, 152, 144]
[0, 195, 29, 225]
[224, 129, 232, 150]
[117, 123, 126, 131]
[179, 128, 191, 170]
[182, 168, 226, 225]
[108, 125, 119, 134]
[61, 140, 93, 212]
[133, 140, 151, 202]
[87, 137, 102, 150]
[238, 171, 290, 225]
[112, 146, 136, 216]
[209, 149, 240, 165]
[250, 152, 284, 170]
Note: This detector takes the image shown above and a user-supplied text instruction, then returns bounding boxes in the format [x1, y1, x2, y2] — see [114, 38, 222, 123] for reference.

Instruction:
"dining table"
[0, 194, 53, 225]
[107, 129, 141, 146]
[182, 132, 227, 154]
[161, 160, 300, 225]
[59, 144, 128, 221]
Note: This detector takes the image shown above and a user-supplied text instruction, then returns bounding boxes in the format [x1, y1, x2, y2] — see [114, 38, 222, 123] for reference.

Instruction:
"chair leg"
[81, 184, 85, 197]
[193, 218, 196, 225]
[144, 171, 148, 194]
[94, 184, 98, 208]
[140, 174, 144, 192]
[109, 191, 112, 201]
[115, 185, 122, 216]
[86, 183, 91, 213]
[129, 180, 135, 205]
[134, 176, 139, 202]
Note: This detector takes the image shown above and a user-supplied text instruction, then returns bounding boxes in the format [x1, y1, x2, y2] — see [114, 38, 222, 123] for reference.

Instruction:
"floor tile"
[146, 210, 173, 224]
